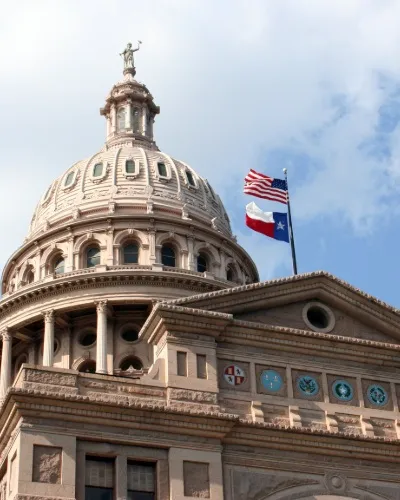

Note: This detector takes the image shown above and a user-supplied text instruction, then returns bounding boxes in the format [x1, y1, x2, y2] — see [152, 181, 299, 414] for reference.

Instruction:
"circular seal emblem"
[367, 384, 388, 406]
[297, 375, 319, 397]
[224, 365, 246, 386]
[332, 380, 353, 401]
[260, 370, 283, 392]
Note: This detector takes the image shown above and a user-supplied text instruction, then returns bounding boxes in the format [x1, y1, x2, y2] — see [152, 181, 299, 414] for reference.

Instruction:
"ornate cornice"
[0, 272, 225, 323]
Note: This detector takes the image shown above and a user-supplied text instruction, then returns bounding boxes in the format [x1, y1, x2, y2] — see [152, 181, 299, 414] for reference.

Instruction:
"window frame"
[185, 170, 197, 189]
[86, 246, 101, 268]
[63, 169, 78, 189]
[122, 242, 140, 265]
[54, 256, 65, 275]
[156, 161, 170, 180]
[161, 244, 176, 267]
[196, 253, 208, 273]
[123, 158, 139, 178]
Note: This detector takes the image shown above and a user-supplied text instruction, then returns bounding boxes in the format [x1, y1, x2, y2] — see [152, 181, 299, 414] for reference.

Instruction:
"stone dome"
[29, 144, 232, 239]
[1, 47, 258, 299]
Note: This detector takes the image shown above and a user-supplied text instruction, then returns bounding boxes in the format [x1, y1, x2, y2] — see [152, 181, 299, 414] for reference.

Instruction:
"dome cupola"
[100, 42, 160, 149]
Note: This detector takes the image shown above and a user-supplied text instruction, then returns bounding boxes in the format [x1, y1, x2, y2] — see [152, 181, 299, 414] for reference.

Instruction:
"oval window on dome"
[157, 162, 168, 177]
[93, 163, 103, 177]
[64, 171, 75, 187]
[125, 159, 136, 174]
[185, 170, 196, 187]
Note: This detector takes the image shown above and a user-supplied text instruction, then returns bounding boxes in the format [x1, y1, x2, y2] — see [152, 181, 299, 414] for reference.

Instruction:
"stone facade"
[1, 48, 400, 500]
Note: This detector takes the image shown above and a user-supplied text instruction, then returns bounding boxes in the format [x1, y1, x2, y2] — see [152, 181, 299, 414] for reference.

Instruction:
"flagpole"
[283, 168, 298, 275]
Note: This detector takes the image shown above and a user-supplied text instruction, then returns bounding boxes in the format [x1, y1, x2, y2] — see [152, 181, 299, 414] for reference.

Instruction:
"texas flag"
[245, 202, 289, 242]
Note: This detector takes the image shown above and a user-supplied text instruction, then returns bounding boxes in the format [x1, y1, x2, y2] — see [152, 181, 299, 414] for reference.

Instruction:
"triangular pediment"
[168, 271, 400, 344]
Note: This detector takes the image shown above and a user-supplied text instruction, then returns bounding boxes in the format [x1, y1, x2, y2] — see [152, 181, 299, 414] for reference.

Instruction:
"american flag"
[244, 169, 288, 204]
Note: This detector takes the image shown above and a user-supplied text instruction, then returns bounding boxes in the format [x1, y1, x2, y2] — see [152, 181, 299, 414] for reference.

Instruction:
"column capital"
[95, 300, 108, 314]
[42, 309, 55, 323]
[1, 329, 12, 342]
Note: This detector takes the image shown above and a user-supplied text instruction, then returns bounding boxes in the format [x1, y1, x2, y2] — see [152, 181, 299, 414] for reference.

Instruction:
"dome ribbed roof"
[29, 144, 232, 239]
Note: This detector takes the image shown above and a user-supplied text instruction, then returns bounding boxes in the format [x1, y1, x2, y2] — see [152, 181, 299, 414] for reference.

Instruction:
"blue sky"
[1, 0, 400, 306]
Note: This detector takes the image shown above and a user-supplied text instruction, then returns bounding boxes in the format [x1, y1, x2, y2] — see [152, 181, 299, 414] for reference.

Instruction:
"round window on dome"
[93, 163, 103, 177]
[121, 329, 139, 343]
[79, 331, 96, 347]
[302, 302, 335, 333]
[78, 360, 96, 373]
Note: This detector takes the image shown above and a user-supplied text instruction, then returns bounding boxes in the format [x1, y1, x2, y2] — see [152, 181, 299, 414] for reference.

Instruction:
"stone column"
[142, 106, 147, 136]
[111, 104, 117, 134]
[187, 236, 195, 271]
[126, 101, 132, 129]
[96, 301, 108, 374]
[148, 230, 156, 265]
[0, 329, 12, 399]
[42, 310, 55, 367]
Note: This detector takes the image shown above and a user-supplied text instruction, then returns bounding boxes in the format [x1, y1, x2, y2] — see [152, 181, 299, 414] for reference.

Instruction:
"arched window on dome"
[226, 264, 236, 282]
[123, 243, 139, 264]
[131, 107, 140, 132]
[25, 266, 35, 284]
[54, 256, 65, 275]
[117, 107, 126, 131]
[86, 246, 100, 268]
[77, 359, 96, 373]
[197, 253, 208, 273]
[120, 356, 143, 371]
[161, 244, 176, 267]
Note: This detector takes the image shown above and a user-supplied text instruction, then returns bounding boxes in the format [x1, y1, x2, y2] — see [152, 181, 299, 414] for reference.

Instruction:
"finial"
[120, 41, 142, 76]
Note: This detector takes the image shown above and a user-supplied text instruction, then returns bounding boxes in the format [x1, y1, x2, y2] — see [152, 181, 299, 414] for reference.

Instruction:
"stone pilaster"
[42, 309, 55, 367]
[0, 329, 12, 399]
[96, 301, 108, 374]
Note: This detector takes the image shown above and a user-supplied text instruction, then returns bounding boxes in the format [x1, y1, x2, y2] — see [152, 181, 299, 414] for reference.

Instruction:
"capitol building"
[0, 45, 399, 500]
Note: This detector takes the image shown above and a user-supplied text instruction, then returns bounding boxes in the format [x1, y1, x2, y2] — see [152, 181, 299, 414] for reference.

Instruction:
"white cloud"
[1, 0, 400, 280]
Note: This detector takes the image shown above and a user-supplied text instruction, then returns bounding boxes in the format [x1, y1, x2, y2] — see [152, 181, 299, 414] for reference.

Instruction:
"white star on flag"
[277, 221, 285, 230]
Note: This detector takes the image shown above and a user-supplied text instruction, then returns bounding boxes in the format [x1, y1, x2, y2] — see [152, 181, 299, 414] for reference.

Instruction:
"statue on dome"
[120, 41, 142, 70]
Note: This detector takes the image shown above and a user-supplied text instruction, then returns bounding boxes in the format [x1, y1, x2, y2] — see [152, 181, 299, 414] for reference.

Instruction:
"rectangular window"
[85, 456, 114, 500]
[127, 461, 155, 500]
[157, 162, 167, 177]
[196, 354, 207, 379]
[177, 351, 187, 377]
[186, 171, 196, 187]
[125, 160, 136, 174]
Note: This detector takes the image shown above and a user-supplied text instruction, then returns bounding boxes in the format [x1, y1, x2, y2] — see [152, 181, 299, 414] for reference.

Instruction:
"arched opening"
[197, 253, 208, 273]
[226, 264, 236, 282]
[132, 108, 140, 132]
[123, 243, 139, 264]
[161, 244, 176, 267]
[78, 359, 96, 373]
[120, 356, 143, 371]
[25, 267, 35, 284]
[117, 107, 126, 131]
[54, 256, 65, 275]
[86, 246, 100, 268]
[14, 353, 28, 377]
